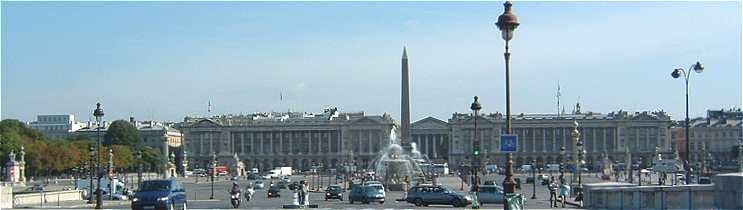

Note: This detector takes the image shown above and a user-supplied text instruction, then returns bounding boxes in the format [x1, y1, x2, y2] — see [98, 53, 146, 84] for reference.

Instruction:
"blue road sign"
[501, 134, 518, 152]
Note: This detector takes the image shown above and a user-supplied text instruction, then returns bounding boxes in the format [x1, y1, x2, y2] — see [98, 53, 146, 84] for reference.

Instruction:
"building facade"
[671, 108, 743, 170]
[177, 108, 396, 172]
[439, 107, 673, 170]
[410, 117, 449, 162]
[28, 114, 86, 139]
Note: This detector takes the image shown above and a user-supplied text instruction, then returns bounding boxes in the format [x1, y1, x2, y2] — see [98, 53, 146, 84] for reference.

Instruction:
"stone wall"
[585, 173, 743, 209]
[584, 182, 715, 209]
[13, 190, 84, 207]
[1, 184, 12, 209]
[713, 172, 743, 210]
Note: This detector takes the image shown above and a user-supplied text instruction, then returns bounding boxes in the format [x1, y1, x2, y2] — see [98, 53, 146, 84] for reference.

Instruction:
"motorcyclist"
[231, 182, 241, 194]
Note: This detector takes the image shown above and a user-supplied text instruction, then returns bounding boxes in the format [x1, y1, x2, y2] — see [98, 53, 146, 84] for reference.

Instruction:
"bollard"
[57, 194, 60, 207]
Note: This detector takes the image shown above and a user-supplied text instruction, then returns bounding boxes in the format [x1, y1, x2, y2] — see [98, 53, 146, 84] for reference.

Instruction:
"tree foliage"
[0, 119, 163, 177]
[104, 120, 143, 148]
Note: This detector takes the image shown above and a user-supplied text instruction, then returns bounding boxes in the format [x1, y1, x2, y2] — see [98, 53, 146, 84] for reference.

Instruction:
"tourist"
[549, 177, 558, 208]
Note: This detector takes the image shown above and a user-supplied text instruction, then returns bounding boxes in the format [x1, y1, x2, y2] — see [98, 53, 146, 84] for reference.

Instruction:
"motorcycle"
[230, 192, 241, 208]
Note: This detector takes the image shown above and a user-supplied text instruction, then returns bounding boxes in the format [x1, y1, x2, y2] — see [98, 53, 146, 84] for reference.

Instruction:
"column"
[327, 131, 331, 153]
[250, 132, 254, 154]
[367, 130, 372, 154]
[279, 131, 284, 155]
[542, 128, 547, 152]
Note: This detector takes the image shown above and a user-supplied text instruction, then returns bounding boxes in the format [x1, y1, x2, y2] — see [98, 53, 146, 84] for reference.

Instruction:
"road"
[12, 173, 587, 209]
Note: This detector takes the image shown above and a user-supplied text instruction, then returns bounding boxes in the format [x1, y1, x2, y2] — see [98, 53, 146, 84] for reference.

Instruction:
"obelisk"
[401, 47, 411, 150]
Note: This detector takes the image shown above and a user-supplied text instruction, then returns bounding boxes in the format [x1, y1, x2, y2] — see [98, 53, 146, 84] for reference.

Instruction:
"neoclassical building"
[444, 106, 673, 170]
[178, 108, 396, 171]
[671, 108, 743, 169]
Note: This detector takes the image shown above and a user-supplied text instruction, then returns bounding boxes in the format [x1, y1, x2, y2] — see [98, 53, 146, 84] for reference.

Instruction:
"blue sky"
[2, 1, 741, 123]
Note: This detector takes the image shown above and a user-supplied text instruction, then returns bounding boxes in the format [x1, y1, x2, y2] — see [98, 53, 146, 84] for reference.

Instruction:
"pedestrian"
[549, 177, 558, 208]
[301, 180, 309, 205]
[559, 179, 570, 208]
[297, 180, 305, 205]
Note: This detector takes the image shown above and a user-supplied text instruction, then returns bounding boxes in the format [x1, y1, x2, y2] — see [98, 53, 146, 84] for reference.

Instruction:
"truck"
[263, 167, 292, 179]
[275, 167, 292, 176]
[208, 165, 229, 176]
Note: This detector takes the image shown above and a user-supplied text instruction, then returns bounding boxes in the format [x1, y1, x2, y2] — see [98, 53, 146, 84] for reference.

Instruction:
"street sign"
[500, 134, 518, 152]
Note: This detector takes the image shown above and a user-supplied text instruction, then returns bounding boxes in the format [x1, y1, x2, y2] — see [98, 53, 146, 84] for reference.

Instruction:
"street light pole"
[559, 147, 565, 183]
[495, 2, 519, 209]
[671, 61, 704, 184]
[108, 148, 113, 200]
[88, 145, 95, 204]
[137, 151, 143, 189]
[210, 152, 216, 200]
[470, 96, 482, 206]
[93, 102, 104, 209]
[531, 159, 536, 199]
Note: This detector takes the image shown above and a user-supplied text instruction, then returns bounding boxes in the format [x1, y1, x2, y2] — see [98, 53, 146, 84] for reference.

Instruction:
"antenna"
[557, 81, 561, 116]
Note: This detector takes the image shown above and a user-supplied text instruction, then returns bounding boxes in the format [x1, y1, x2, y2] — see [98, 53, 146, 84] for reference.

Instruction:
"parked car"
[348, 186, 384, 204]
[325, 185, 344, 201]
[254, 181, 265, 190]
[267, 186, 281, 198]
[405, 184, 471, 207]
[479, 185, 505, 204]
[131, 179, 187, 210]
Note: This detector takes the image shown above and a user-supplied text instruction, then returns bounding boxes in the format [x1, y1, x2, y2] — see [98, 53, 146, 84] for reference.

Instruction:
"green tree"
[104, 120, 143, 148]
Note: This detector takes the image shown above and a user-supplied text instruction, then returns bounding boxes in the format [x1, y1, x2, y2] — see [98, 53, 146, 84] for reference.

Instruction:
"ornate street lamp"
[93, 102, 104, 209]
[531, 159, 536, 199]
[88, 145, 95, 204]
[108, 148, 113, 200]
[559, 146, 566, 183]
[495, 2, 519, 208]
[671, 61, 704, 184]
[210, 152, 216, 200]
[470, 96, 482, 206]
[137, 150, 143, 189]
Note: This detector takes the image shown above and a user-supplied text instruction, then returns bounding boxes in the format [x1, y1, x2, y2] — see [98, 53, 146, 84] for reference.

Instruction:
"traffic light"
[473, 150, 480, 156]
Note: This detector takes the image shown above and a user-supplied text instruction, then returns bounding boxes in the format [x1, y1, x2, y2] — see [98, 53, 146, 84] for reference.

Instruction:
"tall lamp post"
[559, 146, 566, 183]
[470, 96, 482, 206]
[108, 148, 113, 200]
[670, 61, 704, 184]
[530, 159, 536, 199]
[137, 150, 143, 189]
[495, 2, 519, 209]
[210, 152, 216, 200]
[93, 102, 104, 209]
[88, 145, 95, 204]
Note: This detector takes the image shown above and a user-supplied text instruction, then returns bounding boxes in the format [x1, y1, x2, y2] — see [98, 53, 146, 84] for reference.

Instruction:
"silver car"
[254, 181, 265, 189]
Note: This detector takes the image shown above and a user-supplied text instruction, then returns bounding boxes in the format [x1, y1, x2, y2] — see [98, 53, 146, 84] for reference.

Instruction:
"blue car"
[131, 179, 187, 210]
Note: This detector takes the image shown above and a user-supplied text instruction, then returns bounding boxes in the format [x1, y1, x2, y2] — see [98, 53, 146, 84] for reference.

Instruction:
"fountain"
[372, 130, 426, 191]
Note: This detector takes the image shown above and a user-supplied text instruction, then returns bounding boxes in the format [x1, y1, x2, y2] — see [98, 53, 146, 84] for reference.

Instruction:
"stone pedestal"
[713, 172, 743, 210]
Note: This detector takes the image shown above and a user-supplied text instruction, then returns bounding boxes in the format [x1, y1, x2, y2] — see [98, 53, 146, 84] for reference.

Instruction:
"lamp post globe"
[495, 1, 520, 41]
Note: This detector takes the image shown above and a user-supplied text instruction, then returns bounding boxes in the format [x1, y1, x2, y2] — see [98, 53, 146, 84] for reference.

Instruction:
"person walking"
[559, 179, 571, 208]
[549, 177, 558, 207]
